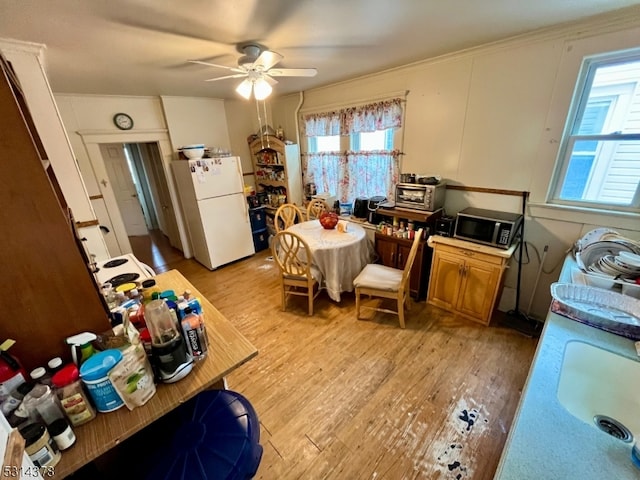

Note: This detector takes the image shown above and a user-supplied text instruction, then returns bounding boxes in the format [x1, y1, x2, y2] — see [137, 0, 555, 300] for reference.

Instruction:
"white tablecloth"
[288, 220, 373, 302]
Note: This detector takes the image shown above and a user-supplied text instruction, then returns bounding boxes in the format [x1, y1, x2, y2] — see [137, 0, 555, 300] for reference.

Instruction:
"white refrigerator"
[171, 156, 255, 270]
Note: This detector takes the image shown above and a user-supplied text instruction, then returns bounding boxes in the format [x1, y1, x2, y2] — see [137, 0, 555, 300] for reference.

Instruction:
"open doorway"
[99, 141, 183, 269]
[100, 143, 148, 236]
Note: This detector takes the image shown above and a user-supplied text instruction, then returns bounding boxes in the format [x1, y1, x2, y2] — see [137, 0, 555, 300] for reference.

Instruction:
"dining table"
[287, 219, 374, 302]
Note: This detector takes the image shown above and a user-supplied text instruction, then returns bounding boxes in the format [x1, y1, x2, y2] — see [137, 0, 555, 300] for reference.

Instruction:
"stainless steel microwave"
[395, 182, 446, 211]
[454, 207, 523, 249]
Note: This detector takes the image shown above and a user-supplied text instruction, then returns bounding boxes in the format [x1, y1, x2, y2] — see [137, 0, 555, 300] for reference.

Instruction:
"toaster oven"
[395, 182, 446, 211]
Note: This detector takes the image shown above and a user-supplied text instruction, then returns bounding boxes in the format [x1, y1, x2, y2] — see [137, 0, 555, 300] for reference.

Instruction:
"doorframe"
[76, 129, 191, 258]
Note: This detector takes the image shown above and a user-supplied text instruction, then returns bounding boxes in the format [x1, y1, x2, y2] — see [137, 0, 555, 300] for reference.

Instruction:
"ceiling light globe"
[254, 78, 273, 100]
[235, 79, 253, 99]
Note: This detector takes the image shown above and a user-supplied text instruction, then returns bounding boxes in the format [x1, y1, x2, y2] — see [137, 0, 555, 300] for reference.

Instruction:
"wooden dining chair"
[271, 231, 322, 315]
[353, 229, 424, 328]
[274, 203, 304, 232]
[306, 198, 330, 220]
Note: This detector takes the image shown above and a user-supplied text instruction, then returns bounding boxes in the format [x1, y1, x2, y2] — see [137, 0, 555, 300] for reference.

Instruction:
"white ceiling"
[1, 0, 639, 99]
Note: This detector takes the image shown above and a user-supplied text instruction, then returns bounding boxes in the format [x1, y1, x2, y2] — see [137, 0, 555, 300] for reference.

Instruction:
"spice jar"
[19, 422, 61, 469]
[51, 363, 96, 426]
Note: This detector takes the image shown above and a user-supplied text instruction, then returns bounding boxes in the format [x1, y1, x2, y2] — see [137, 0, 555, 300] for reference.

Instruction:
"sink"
[557, 341, 640, 441]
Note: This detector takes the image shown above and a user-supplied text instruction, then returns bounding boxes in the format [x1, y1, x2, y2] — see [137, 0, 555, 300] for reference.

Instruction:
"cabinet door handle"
[458, 264, 463, 276]
[391, 252, 395, 264]
[398, 252, 403, 265]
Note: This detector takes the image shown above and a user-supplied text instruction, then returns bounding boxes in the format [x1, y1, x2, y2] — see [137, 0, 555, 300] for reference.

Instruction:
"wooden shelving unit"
[248, 135, 303, 207]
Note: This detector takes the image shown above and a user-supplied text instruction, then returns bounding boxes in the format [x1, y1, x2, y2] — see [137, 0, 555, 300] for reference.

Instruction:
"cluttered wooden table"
[50, 269, 258, 479]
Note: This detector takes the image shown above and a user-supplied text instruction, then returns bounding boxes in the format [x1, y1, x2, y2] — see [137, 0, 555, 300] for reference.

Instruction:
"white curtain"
[305, 150, 400, 202]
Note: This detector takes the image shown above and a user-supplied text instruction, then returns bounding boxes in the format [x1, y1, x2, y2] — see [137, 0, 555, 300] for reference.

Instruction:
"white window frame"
[549, 51, 640, 213]
[307, 129, 395, 153]
[350, 129, 394, 151]
[308, 135, 341, 152]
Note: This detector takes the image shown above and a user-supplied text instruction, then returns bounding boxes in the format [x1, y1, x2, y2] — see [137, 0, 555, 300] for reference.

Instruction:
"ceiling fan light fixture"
[235, 79, 253, 99]
[253, 77, 273, 100]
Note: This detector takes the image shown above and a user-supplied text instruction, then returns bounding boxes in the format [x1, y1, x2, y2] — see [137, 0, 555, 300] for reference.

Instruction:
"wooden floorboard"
[127, 230, 538, 479]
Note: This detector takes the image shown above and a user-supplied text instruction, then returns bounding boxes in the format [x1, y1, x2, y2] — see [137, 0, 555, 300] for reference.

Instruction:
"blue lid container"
[142, 390, 262, 480]
[80, 349, 124, 412]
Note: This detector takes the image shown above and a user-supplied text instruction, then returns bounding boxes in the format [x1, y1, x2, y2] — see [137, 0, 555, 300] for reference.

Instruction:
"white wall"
[223, 99, 257, 190]
[55, 93, 237, 260]
[269, 10, 640, 320]
[160, 96, 230, 152]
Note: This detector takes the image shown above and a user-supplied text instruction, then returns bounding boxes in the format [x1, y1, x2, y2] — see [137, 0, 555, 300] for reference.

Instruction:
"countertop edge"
[494, 255, 640, 479]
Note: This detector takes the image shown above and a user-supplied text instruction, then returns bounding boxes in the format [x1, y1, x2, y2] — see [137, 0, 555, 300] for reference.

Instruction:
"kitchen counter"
[494, 255, 639, 479]
[427, 235, 518, 258]
[51, 269, 258, 479]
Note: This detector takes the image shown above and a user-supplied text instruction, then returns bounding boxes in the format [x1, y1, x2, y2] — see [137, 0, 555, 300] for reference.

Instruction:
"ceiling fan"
[189, 44, 318, 100]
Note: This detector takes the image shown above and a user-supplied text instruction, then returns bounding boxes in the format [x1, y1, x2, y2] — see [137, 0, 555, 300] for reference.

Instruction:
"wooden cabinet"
[0, 53, 110, 370]
[373, 208, 442, 300]
[374, 232, 431, 300]
[427, 237, 514, 325]
[249, 135, 302, 207]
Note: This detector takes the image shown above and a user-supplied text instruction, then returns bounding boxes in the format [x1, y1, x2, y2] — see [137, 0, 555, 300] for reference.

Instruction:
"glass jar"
[21, 384, 65, 426]
[51, 363, 96, 426]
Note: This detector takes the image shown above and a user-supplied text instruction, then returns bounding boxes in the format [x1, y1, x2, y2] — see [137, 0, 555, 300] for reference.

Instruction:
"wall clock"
[113, 113, 133, 130]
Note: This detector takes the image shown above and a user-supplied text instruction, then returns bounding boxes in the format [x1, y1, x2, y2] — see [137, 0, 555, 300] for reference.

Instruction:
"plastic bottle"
[47, 357, 63, 376]
[49, 417, 76, 450]
[181, 307, 208, 362]
[51, 363, 96, 426]
[29, 367, 52, 387]
[65, 332, 97, 366]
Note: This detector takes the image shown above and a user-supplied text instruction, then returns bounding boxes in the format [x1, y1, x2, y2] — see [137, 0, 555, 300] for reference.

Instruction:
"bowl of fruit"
[319, 211, 339, 230]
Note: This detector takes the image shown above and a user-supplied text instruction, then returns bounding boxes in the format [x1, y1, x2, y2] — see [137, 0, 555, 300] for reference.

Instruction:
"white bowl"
[180, 145, 205, 159]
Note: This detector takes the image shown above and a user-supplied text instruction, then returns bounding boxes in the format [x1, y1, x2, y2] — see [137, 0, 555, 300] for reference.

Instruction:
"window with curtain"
[302, 98, 403, 202]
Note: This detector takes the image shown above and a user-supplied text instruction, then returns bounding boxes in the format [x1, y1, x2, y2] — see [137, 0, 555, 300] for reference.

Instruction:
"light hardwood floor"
[128, 231, 538, 479]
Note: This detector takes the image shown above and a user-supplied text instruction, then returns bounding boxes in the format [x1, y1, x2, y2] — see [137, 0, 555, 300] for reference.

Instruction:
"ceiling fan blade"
[263, 75, 278, 86]
[253, 50, 283, 71]
[188, 60, 245, 73]
[268, 68, 318, 77]
[204, 74, 248, 82]
[106, 14, 235, 47]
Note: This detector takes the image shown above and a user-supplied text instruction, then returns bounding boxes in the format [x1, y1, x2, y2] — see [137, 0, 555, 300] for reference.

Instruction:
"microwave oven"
[454, 207, 523, 249]
[395, 182, 446, 211]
